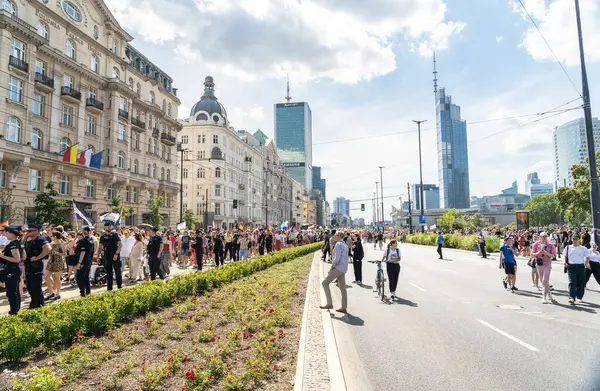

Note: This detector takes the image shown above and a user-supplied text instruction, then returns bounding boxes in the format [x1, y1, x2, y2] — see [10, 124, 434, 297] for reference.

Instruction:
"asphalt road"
[325, 243, 600, 391]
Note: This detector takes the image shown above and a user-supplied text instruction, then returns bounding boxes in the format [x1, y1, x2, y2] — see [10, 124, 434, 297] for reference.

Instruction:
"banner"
[176, 221, 186, 231]
[516, 211, 529, 230]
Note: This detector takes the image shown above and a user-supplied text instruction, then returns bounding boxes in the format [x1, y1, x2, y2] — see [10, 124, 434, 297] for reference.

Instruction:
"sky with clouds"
[105, 0, 600, 222]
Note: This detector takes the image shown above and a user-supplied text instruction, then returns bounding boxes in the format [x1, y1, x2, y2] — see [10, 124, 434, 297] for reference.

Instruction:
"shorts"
[67, 255, 78, 267]
[181, 247, 189, 256]
[504, 262, 515, 275]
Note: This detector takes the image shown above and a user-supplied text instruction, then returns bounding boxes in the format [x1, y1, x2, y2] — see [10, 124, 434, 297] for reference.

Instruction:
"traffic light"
[233, 199, 238, 209]
[361, 203, 365, 211]
[332, 219, 337, 227]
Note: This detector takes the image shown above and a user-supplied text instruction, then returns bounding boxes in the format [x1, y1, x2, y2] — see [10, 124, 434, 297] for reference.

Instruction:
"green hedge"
[406, 233, 501, 253]
[0, 242, 323, 362]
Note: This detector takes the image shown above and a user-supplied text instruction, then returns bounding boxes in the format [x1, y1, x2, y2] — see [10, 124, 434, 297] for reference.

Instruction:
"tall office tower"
[333, 197, 350, 217]
[274, 80, 312, 189]
[312, 166, 326, 201]
[553, 117, 600, 189]
[434, 54, 470, 208]
[412, 184, 440, 210]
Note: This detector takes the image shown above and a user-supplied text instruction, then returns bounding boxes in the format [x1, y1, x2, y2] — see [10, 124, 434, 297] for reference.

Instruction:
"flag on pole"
[62, 144, 79, 164]
[72, 200, 94, 227]
[89, 151, 103, 169]
[77, 148, 94, 167]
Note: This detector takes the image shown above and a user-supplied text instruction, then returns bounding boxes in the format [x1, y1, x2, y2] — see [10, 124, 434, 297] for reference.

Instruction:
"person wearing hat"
[0, 226, 24, 314]
[99, 220, 123, 291]
[24, 223, 51, 309]
[146, 227, 164, 280]
[75, 227, 95, 297]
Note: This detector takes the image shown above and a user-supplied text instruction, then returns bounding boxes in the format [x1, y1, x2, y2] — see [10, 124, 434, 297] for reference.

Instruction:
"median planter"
[0, 243, 323, 362]
[406, 233, 500, 253]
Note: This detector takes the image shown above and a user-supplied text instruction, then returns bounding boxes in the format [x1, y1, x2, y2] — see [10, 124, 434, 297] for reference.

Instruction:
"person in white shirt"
[320, 231, 348, 313]
[586, 242, 600, 287]
[120, 230, 135, 282]
[383, 240, 401, 300]
[564, 233, 590, 304]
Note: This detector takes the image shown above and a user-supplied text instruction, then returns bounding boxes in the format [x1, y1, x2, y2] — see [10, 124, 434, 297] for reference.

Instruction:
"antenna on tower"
[285, 74, 291, 103]
[433, 51, 438, 94]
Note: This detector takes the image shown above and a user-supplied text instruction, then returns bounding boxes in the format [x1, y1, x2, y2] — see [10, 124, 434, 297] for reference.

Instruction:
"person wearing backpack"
[564, 233, 590, 304]
[383, 240, 401, 300]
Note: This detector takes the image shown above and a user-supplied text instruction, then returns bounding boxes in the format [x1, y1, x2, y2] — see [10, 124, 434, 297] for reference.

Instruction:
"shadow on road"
[552, 301, 597, 314]
[332, 312, 365, 326]
[391, 297, 418, 307]
[358, 284, 374, 290]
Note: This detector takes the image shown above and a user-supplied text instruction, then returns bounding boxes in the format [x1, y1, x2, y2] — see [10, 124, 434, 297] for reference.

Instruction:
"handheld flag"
[0, 220, 8, 228]
[176, 221, 186, 231]
[62, 144, 79, 164]
[89, 151, 103, 169]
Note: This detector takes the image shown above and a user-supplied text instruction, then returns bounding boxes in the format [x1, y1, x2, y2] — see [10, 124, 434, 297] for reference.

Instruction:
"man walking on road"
[320, 231, 348, 313]
[437, 232, 444, 259]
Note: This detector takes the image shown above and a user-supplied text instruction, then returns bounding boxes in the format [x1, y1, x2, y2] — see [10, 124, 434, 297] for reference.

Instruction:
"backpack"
[384, 248, 400, 262]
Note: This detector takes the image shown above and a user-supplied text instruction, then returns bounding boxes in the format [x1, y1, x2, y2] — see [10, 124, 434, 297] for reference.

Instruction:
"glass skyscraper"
[436, 87, 470, 209]
[275, 102, 312, 189]
[312, 166, 326, 201]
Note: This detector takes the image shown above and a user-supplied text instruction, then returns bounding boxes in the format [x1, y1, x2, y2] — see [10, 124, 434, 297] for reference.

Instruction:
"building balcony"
[131, 118, 146, 132]
[152, 128, 160, 138]
[34, 72, 54, 91]
[160, 132, 176, 146]
[8, 55, 28, 73]
[118, 109, 129, 120]
[60, 86, 81, 102]
[85, 97, 104, 112]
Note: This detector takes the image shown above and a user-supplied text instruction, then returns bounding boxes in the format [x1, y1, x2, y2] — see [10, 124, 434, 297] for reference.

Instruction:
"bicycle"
[368, 260, 386, 301]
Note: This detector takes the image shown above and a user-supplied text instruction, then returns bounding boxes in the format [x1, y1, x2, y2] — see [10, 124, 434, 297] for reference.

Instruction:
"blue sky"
[106, 0, 600, 222]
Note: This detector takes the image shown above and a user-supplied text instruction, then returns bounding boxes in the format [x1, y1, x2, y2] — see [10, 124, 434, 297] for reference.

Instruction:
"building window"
[112, 39, 119, 56]
[87, 88, 97, 100]
[133, 159, 138, 173]
[168, 104, 172, 117]
[183, 151, 189, 161]
[215, 203, 221, 216]
[119, 97, 127, 111]
[149, 91, 155, 103]
[86, 115, 96, 134]
[33, 94, 45, 116]
[117, 151, 125, 168]
[85, 179, 94, 198]
[59, 137, 71, 154]
[182, 168, 188, 179]
[152, 164, 157, 178]
[62, 1, 82, 21]
[162, 99, 166, 112]
[35, 59, 46, 76]
[37, 22, 48, 39]
[8, 77, 23, 103]
[215, 167, 221, 178]
[63, 73, 73, 88]
[166, 169, 171, 181]
[61, 104, 73, 126]
[117, 123, 126, 141]
[0, 164, 6, 188]
[128, 77, 133, 88]
[28, 169, 41, 192]
[161, 145, 166, 159]
[136, 83, 141, 96]
[90, 55, 98, 72]
[213, 135, 218, 144]
[65, 39, 75, 59]
[59, 175, 70, 195]
[125, 186, 130, 202]
[147, 164, 151, 176]
[93, 25, 98, 39]
[31, 129, 42, 150]
[160, 167, 165, 180]
[112, 67, 119, 79]
[107, 184, 115, 200]
[2, 0, 15, 15]
[133, 187, 138, 203]
[181, 135, 188, 144]
[5, 117, 21, 143]
[132, 133, 140, 150]
[11, 39, 24, 60]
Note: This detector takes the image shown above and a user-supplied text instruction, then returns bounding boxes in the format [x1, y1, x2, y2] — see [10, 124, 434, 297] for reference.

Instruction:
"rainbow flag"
[269, 224, 273, 232]
[238, 224, 243, 230]
[0, 220, 8, 228]
[62, 144, 79, 164]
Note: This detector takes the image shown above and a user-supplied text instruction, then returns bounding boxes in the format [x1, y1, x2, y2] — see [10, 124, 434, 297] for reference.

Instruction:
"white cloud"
[231, 105, 266, 121]
[106, 0, 464, 84]
[496, 36, 504, 42]
[511, 0, 600, 65]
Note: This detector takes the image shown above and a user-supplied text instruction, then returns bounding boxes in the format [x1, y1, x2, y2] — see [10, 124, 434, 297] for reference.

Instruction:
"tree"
[31, 182, 69, 226]
[525, 193, 561, 226]
[182, 208, 199, 230]
[109, 194, 134, 218]
[148, 196, 164, 227]
[0, 188, 24, 223]
[439, 208, 459, 231]
[556, 151, 600, 226]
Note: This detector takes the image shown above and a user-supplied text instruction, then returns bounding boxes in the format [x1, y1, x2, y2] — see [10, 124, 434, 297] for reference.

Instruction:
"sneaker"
[576, 298, 583, 304]
[512, 286, 519, 291]
[351, 280, 358, 284]
[542, 297, 549, 304]
[568, 298, 575, 305]
[22, 292, 29, 298]
[44, 293, 55, 300]
[502, 280, 507, 289]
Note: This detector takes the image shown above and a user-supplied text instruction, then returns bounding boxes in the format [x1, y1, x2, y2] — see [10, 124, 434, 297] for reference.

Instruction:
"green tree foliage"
[439, 209, 459, 230]
[109, 194, 134, 217]
[32, 182, 68, 225]
[148, 196, 164, 227]
[556, 151, 600, 226]
[525, 193, 561, 226]
[182, 208, 199, 230]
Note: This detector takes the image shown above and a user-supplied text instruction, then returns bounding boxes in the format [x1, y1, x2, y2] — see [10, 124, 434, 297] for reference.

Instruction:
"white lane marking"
[476, 319, 539, 352]
[408, 282, 426, 292]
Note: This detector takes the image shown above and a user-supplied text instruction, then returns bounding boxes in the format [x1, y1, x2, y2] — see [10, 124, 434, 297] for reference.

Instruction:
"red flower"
[243, 332, 249, 340]
[182, 387, 189, 391]
[270, 338, 277, 343]
[278, 329, 284, 335]
[274, 364, 279, 371]
[75, 332, 82, 337]
[61, 375, 70, 381]
[182, 356, 188, 362]
[209, 375, 216, 381]
[146, 319, 152, 324]
[185, 370, 196, 380]
[193, 293, 198, 297]
[269, 308, 275, 313]
[170, 295, 175, 300]
[149, 379, 154, 383]
[210, 336, 216, 342]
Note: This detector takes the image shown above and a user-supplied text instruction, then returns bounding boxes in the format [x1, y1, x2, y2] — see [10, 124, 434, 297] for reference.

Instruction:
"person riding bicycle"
[383, 240, 401, 299]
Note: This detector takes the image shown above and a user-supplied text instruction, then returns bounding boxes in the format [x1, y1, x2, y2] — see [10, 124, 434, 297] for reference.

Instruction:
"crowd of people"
[0, 221, 323, 316]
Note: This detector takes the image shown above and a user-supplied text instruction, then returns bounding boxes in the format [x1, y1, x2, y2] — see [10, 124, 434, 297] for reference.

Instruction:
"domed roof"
[190, 76, 228, 119]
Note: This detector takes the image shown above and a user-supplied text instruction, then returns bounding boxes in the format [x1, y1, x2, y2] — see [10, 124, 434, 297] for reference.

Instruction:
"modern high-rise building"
[524, 172, 554, 196]
[333, 197, 350, 217]
[412, 184, 440, 210]
[434, 55, 470, 209]
[553, 117, 600, 188]
[274, 89, 312, 189]
[312, 166, 326, 201]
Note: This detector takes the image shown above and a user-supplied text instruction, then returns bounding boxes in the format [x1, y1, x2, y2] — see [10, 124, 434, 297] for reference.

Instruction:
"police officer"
[99, 220, 122, 290]
[147, 227, 164, 280]
[0, 226, 23, 314]
[192, 231, 204, 271]
[24, 223, 51, 309]
[75, 227, 95, 297]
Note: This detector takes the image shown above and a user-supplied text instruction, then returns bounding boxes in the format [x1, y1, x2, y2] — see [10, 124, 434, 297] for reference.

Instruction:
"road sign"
[419, 215, 426, 225]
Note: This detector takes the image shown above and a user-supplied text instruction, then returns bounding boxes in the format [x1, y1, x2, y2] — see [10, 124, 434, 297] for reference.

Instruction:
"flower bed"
[5, 251, 315, 391]
[0, 242, 322, 362]
[406, 233, 501, 253]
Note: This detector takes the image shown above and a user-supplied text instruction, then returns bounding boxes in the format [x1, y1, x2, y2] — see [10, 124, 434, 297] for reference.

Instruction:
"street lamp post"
[375, 181, 380, 225]
[574, 0, 600, 244]
[177, 143, 189, 224]
[413, 120, 426, 232]
[379, 166, 385, 230]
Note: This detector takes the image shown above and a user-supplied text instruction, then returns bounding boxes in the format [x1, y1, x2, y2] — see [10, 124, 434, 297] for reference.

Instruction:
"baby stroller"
[90, 264, 107, 286]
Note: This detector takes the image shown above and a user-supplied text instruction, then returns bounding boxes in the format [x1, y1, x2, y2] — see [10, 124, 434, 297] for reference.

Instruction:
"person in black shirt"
[147, 227, 164, 280]
[351, 233, 364, 285]
[179, 231, 191, 268]
[213, 233, 224, 267]
[258, 230, 266, 255]
[99, 221, 122, 290]
[24, 224, 51, 309]
[265, 232, 273, 253]
[0, 226, 23, 314]
[75, 227, 95, 297]
[192, 231, 204, 271]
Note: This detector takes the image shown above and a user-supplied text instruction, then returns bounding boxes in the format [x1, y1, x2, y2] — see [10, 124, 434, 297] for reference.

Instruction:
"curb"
[293, 256, 314, 390]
